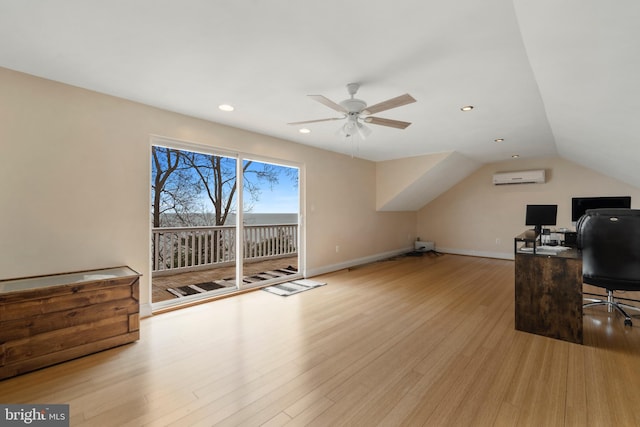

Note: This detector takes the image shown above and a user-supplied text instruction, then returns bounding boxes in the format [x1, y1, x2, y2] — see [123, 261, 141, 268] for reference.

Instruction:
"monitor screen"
[525, 204, 557, 233]
[571, 196, 631, 221]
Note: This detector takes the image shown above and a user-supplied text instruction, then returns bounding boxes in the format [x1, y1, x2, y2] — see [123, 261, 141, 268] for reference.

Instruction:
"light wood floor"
[2, 254, 640, 426]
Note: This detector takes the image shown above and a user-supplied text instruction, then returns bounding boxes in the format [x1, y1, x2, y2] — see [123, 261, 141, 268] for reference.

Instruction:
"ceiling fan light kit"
[288, 83, 416, 140]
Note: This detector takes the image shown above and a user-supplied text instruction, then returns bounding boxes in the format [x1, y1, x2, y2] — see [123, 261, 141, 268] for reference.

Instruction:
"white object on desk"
[519, 245, 571, 255]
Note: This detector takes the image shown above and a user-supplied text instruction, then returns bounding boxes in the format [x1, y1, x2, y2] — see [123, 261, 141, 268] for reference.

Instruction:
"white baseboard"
[304, 245, 513, 279]
[305, 246, 413, 277]
[140, 303, 153, 318]
[435, 246, 514, 260]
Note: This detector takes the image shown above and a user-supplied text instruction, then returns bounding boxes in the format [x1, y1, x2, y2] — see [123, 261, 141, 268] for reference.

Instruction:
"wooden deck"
[152, 256, 298, 303]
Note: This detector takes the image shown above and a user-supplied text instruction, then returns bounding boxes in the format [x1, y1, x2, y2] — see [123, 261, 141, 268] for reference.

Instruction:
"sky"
[244, 161, 299, 214]
[152, 146, 299, 215]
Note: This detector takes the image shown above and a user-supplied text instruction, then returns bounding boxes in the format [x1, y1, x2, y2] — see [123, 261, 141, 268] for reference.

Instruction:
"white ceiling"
[1, 1, 638, 186]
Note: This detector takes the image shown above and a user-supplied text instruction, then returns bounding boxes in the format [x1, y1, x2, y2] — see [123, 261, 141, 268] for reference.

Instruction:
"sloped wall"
[417, 156, 640, 259]
[376, 151, 479, 211]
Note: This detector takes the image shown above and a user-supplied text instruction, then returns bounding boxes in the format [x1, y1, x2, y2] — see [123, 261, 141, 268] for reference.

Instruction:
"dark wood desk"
[514, 231, 583, 344]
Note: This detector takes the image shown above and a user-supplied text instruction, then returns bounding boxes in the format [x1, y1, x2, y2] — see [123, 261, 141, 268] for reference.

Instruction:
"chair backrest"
[577, 208, 640, 290]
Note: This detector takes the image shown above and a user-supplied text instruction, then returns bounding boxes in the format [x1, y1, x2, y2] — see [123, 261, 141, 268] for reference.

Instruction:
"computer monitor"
[571, 196, 631, 222]
[525, 204, 558, 235]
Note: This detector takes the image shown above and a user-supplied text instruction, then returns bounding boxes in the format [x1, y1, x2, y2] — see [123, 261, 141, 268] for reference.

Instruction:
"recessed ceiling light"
[218, 104, 234, 112]
[299, 128, 311, 134]
[494, 138, 505, 143]
[512, 154, 520, 158]
[460, 105, 474, 111]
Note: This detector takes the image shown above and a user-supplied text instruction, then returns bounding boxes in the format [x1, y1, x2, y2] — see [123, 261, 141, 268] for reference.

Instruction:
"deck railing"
[152, 223, 298, 275]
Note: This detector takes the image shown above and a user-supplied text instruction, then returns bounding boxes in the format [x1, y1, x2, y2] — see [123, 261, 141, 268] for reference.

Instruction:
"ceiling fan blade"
[287, 117, 345, 125]
[308, 95, 348, 114]
[362, 93, 416, 115]
[364, 116, 412, 129]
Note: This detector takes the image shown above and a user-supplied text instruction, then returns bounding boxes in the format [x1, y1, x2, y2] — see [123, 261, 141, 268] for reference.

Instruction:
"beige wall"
[417, 156, 640, 259]
[6, 66, 637, 313]
[0, 68, 416, 312]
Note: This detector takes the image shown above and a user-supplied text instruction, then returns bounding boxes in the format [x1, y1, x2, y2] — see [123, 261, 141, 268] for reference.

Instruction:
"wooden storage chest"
[0, 266, 140, 380]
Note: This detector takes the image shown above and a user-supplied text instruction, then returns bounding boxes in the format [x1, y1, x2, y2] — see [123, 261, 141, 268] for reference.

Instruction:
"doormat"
[262, 279, 326, 297]
[166, 281, 226, 298]
[164, 266, 299, 298]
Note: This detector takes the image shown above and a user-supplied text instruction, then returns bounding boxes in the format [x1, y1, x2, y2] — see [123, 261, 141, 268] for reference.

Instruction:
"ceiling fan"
[288, 83, 416, 139]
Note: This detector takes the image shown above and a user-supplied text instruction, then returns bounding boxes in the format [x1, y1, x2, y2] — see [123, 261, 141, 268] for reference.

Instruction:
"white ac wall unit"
[492, 169, 546, 185]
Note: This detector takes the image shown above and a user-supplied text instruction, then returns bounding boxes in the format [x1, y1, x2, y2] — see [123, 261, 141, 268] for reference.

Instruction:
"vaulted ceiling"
[1, 1, 639, 189]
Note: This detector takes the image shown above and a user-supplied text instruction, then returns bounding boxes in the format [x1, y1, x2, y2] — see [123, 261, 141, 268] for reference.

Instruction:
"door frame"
[149, 135, 305, 311]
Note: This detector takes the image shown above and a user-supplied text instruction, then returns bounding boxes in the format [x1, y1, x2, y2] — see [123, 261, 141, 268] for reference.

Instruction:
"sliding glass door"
[150, 138, 301, 309]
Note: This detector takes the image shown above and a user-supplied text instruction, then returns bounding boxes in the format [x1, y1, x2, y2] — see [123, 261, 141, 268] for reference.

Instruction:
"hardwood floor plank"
[283, 390, 333, 419]
[304, 384, 371, 427]
[400, 346, 494, 425]
[493, 402, 520, 426]
[339, 369, 424, 426]
[283, 393, 335, 426]
[515, 340, 569, 427]
[261, 412, 293, 427]
[462, 331, 526, 425]
[0, 254, 639, 426]
[439, 313, 518, 425]
[564, 344, 588, 427]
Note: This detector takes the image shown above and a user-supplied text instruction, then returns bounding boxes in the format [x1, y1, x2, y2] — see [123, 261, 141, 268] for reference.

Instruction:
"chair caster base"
[584, 292, 639, 327]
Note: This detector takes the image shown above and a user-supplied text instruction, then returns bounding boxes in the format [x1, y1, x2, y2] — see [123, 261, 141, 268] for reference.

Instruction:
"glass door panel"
[151, 145, 239, 309]
[240, 159, 300, 289]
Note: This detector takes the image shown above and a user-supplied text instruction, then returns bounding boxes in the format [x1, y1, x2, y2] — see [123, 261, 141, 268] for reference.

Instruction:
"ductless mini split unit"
[492, 169, 546, 185]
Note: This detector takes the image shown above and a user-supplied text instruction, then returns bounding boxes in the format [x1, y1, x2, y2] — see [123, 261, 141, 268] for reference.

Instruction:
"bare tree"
[151, 146, 201, 227]
[151, 146, 295, 271]
[182, 153, 279, 225]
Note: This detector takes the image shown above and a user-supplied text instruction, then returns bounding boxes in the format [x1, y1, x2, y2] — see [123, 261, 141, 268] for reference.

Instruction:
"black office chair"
[577, 208, 640, 326]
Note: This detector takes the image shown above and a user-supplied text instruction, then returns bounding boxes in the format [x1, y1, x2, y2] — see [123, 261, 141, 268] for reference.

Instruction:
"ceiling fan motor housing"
[340, 98, 367, 113]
